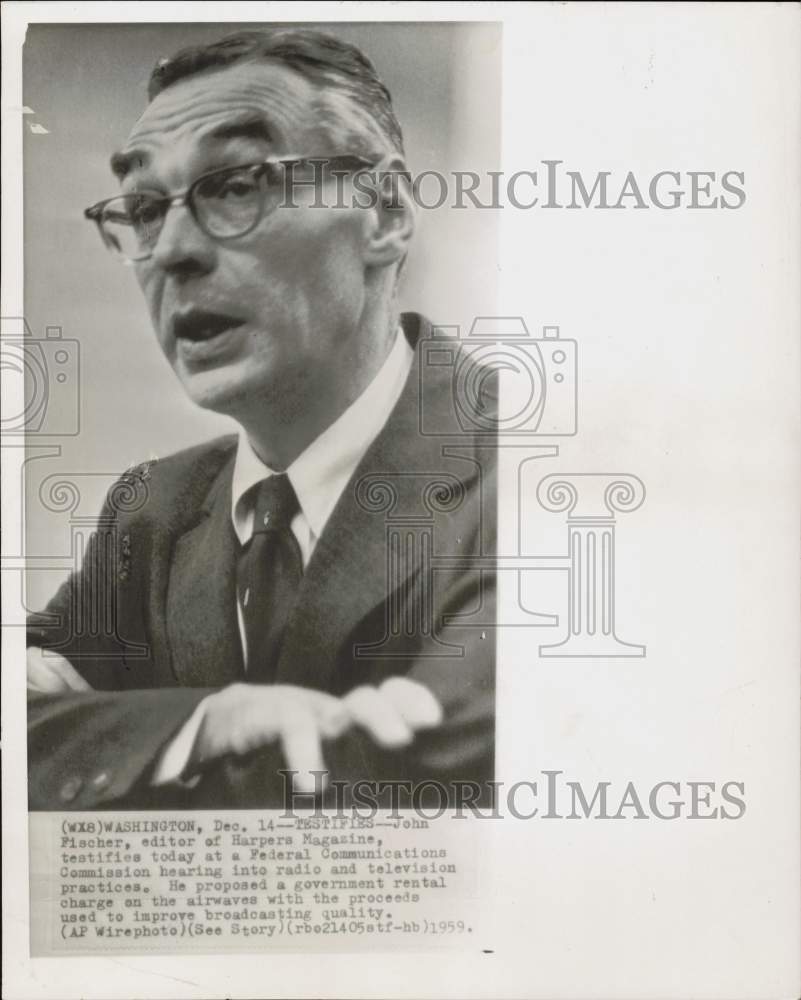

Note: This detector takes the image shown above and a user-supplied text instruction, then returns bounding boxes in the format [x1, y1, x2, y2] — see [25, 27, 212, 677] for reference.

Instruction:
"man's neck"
[235, 311, 400, 471]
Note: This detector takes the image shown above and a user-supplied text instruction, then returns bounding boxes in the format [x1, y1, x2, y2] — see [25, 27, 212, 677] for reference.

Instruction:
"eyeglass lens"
[98, 163, 280, 260]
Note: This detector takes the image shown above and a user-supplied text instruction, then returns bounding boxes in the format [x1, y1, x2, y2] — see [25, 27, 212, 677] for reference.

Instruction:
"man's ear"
[361, 154, 416, 268]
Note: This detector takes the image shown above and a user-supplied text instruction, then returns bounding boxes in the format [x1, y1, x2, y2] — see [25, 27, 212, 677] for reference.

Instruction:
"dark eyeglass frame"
[83, 155, 375, 263]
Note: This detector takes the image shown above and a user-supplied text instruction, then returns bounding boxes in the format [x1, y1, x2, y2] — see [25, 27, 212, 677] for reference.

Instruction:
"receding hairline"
[110, 56, 393, 180]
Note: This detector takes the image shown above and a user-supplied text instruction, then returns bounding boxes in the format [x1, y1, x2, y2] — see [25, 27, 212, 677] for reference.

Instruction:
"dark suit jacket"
[27, 314, 496, 809]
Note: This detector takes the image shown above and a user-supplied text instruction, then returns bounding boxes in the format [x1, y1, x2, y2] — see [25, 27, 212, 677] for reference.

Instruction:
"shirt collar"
[231, 325, 414, 545]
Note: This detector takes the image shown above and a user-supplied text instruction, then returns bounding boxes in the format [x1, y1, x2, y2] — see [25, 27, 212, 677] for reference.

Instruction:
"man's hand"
[188, 678, 442, 792]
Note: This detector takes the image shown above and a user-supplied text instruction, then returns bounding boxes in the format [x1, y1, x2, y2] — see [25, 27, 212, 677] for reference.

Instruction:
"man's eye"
[128, 200, 162, 226]
[199, 173, 258, 200]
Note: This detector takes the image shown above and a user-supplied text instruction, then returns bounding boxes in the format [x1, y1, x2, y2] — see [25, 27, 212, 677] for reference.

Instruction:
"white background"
[3, 3, 800, 998]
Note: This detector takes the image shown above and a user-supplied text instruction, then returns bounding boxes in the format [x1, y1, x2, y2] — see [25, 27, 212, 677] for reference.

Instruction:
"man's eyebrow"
[108, 115, 273, 180]
[110, 149, 145, 180]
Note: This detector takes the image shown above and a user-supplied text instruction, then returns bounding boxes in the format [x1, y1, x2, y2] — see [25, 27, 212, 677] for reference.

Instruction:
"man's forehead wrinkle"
[208, 111, 274, 144]
[130, 104, 279, 146]
[129, 71, 317, 150]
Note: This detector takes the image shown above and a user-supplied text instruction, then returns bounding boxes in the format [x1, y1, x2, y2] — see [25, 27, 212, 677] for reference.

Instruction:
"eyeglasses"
[84, 155, 374, 264]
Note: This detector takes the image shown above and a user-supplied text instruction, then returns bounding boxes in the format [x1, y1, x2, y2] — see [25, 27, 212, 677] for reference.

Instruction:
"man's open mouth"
[172, 310, 246, 342]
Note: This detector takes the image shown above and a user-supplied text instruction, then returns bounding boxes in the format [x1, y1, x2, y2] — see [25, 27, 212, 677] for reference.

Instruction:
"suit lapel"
[275, 314, 476, 692]
[166, 453, 245, 687]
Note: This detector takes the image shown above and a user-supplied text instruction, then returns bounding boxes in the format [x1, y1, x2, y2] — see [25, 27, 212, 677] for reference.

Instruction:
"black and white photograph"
[22, 20, 501, 813]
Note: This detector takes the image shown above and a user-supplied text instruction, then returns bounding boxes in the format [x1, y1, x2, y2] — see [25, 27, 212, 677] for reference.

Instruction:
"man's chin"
[178, 361, 289, 421]
[177, 367, 254, 417]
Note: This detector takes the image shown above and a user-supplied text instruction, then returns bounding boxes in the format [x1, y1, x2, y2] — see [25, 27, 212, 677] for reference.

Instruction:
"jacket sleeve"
[27, 687, 215, 809]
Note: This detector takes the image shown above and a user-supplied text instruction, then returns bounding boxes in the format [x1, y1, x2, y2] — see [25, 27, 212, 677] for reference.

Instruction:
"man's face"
[117, 61, 373, 420]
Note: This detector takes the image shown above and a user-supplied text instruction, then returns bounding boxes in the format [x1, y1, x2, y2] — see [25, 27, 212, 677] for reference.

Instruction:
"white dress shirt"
[152, 325, 414, 783]
[231, 326, 413, 660]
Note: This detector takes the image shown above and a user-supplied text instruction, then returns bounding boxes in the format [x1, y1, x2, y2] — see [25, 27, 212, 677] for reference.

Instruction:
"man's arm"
[27, 649, 446, 807]
[28, 583, 492, 812]
[25, 471, 219, 809]
[27, 684, 214, 809]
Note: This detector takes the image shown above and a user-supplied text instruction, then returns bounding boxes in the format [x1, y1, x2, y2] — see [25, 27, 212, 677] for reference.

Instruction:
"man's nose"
[149, 201, 216, 278]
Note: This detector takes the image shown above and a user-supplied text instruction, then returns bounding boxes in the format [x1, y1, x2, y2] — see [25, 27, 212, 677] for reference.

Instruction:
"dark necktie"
[236, 474, 303, 683]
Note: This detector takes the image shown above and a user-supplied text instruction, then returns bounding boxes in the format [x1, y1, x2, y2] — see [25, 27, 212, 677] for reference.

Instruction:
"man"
[26, 28, 496, 810]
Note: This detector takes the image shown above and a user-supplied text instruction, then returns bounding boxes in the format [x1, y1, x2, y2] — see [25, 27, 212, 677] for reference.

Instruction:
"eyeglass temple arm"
[82, 156, 410, 221]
